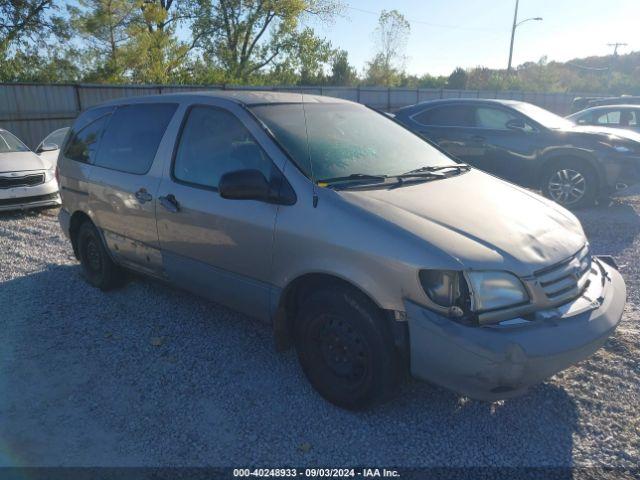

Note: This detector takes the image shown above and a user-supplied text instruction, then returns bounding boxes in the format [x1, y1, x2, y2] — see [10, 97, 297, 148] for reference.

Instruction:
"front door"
[469, 105, 541, 186]
[156, 104, 280, 321]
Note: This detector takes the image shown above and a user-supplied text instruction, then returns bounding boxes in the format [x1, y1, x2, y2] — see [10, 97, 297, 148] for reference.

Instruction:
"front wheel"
[294, 286, 400, 410]
[541, 160, 598, 208]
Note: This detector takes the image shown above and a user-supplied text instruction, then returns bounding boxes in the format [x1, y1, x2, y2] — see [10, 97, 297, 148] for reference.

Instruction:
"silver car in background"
[57, 92, 626, 409]
[0, 128, 61, 212]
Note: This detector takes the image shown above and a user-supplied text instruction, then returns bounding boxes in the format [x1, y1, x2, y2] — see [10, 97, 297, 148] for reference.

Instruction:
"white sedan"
[0, 128, 61, 212]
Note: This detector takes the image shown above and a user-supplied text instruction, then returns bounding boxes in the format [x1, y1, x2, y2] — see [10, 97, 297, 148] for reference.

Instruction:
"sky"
[305, 0, 640, 76]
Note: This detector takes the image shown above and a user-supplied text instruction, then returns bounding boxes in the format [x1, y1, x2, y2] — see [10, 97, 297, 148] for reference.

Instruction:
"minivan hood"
[338, 170, 586, 276]
[0, 151, 50, 173]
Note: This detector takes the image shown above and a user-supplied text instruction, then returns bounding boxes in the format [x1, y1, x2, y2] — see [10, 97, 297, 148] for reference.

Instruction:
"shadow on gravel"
[0, 206, 58, 222]
[2, 264, 581, 467]
[573, 199, 640, 258]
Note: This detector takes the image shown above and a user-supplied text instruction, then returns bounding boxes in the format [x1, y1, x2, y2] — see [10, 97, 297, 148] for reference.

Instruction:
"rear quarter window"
[94, 103, 178, 175]
[63, 114, 111, 164]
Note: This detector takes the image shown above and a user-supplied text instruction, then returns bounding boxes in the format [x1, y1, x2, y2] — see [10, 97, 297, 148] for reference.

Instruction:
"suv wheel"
[294, 286, 399, 409]
[76, 221, 124, 290]
[541, 159, 597, 208]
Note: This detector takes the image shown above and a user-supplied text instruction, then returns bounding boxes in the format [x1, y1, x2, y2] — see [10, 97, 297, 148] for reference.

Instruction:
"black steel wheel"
[77, 221, 124, 290]
[294, 286, 399, 409]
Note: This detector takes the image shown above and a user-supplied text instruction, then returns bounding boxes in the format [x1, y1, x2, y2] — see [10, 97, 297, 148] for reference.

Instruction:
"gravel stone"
[0, 198, 638, 468]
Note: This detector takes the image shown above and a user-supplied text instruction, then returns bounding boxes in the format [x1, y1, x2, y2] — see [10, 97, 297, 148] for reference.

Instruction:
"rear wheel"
[76, 221, 124, 290]
[541, 159, 598, 208]
[294, 286, 399, 409]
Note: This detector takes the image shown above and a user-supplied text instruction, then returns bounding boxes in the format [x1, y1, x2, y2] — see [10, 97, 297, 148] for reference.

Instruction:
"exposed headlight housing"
[419, 269, 529, 322]
[419, 270, 470, 318]
[466, 271, 529, 312]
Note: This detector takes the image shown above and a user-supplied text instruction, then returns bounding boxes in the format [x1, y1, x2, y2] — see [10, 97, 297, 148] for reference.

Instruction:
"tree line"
[1, 1, 638, 94]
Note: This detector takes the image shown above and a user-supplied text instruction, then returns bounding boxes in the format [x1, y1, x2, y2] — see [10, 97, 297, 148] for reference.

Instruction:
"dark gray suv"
[395, 99, 640, 208]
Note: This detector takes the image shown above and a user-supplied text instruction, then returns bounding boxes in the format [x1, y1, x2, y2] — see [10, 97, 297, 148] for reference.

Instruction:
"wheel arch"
[272, 272, 390, 352]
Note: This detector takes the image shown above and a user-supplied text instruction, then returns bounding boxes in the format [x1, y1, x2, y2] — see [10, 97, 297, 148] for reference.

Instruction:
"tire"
[76, 221, 124, 290]
[294, 286, 400, 410]
[541, 159, 598, 209]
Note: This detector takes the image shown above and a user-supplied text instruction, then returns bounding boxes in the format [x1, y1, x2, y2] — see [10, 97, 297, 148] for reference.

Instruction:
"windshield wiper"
[401, 164, 470, 176]
[318, 173, 389, 186]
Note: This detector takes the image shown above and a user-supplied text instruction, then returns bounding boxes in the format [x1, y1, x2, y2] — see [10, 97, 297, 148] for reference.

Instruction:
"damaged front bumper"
[406, 259, 626, 401]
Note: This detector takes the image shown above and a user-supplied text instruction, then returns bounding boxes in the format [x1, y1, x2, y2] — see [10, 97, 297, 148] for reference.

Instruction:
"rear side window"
[64, 114, 110, 164]
[94, 103, 177, 174]
[172, 106, 273, 190]
[413, 105, 475, 127]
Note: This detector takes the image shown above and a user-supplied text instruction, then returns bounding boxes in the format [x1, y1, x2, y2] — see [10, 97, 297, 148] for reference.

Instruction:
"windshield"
[250, 102, 456, 181]
[0, 131, 30, 153]
[511, 103, 575, 130]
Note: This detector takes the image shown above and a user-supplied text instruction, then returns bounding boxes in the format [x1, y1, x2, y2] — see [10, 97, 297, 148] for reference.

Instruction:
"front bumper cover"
[406, 260, 626, 401]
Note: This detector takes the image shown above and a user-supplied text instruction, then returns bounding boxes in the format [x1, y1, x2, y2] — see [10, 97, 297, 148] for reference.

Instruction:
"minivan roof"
[94, 90, 353, 108]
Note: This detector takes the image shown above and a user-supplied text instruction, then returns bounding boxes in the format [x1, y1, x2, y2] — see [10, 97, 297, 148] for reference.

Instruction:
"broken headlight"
[420, 270, 529, 319]
[419, 270, 470, 318]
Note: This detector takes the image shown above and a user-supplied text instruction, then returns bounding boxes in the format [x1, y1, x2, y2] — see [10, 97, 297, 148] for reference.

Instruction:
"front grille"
[0, 192, 59, 207]
[0, 173, 45, 189]
[534, 245, 592, 304]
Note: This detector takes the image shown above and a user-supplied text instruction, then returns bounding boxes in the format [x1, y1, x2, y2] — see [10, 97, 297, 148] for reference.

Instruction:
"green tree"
[192, 0, 340, 82]
[68, 0, 140, 81]
[329, 49, 357, 85]
[0, 0, 59, 54]
[364, 9, 410, 86]
[447, 67, 467, 89]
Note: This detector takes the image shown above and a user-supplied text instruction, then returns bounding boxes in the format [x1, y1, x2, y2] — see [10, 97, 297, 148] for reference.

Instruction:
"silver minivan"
[57, 92, 626, 409]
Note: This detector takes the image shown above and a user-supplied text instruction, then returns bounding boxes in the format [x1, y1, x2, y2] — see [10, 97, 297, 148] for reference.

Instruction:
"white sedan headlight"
[466, 271, 529, 312]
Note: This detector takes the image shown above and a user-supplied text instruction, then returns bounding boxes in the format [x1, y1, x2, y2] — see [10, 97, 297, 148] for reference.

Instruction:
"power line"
[344, 5, 504, 32]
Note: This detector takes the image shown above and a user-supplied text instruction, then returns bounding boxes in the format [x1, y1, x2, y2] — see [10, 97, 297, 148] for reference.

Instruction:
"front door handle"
[135, 188, 152, 203]
[159, 194, 180, 213]
[470, 135, 486, 143]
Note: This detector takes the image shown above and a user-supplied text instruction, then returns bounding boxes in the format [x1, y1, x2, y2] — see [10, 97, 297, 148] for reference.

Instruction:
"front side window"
[64, 115, 110, 164]
[412, 105, 475, 127]
[475, 107, 534, 131]
[596, 110, 621, 126]
[251, 103, 456, 180]
[94, 103, 177, 174]
[173, 106, 274, 189]
[0, 130, 30, 153]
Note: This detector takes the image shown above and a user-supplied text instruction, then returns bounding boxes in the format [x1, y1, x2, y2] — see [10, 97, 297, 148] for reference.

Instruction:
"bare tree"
[364, 9, 410, 86]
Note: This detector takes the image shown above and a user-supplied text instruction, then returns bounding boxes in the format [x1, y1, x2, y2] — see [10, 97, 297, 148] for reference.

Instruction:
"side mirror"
[40, 143, 59, 152]
[219, 169, 271, 202]
[505, 118, 527, 131]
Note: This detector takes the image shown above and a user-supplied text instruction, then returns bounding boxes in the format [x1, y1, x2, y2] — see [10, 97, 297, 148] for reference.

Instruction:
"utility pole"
[507, 0, 519, 72]
[608, 42, 628, 56]
[607, 42, 627, 87]
[507, 0, 542, 72]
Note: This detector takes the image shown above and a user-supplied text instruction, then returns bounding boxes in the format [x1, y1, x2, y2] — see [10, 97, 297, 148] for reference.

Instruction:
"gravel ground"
[0, 198, 638, 469]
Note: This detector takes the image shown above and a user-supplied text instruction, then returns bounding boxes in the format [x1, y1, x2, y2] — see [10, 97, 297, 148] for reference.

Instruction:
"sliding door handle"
[134, 188, 152, 203]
